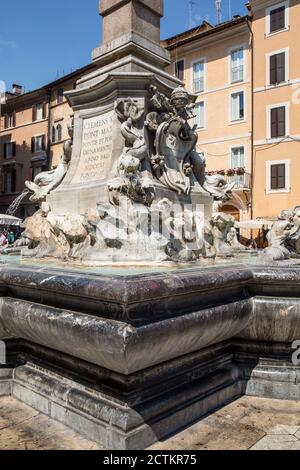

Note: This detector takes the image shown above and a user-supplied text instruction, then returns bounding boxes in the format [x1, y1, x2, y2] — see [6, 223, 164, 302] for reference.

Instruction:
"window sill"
[266, 188, 290, 194]
[229, 119, 246, 126]
[230, 79, 245, 86]
[266, 81, 290, 89]
[266, 136, 287, 143]
[266, 26, 290, 38]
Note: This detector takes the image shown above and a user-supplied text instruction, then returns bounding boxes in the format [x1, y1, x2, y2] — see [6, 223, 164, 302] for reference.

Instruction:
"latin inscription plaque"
[72, 111, 113, 184]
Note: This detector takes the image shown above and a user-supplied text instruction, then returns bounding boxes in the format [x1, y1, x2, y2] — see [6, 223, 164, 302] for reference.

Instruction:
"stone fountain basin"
[0, 258, 299, 375]
[0, 258, 300, 449]
[0, 260, 254, 375]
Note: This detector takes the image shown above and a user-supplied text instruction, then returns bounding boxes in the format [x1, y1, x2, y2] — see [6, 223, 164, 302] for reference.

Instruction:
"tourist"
[7, 231, 15, 245]
[0, 232, 7, 246]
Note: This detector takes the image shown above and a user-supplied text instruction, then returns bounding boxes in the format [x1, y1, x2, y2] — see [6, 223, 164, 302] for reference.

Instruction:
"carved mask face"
[172, 97, 188, 111]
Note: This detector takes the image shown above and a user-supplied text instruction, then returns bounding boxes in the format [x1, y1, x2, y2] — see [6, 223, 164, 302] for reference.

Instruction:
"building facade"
[0, 87, 49, 218]
[0, 0, 299, 228]
[164, 0, 300, 228]
[251, 0, 300, 219]
[0, 65, 96, 219]
[164, 16, 253, 224]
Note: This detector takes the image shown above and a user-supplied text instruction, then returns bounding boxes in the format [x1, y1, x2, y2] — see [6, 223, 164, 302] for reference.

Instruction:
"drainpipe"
[246, 14, 254, 222]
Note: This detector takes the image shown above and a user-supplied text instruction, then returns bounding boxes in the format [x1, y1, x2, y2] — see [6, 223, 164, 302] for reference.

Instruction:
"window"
[269, 52, 286, 85]
[4, 170, 16, 194]
[32, 103, 46, 122]
[231, 92, 244, 122]
[4, 112, 16, 129]
[31, 135, 46, 153]
[194, 102, 205, 129]
[175, 60, 184, 81]
[230, 48, 244, 83]
[57, 88, 64, 104]
[56, 124, 62, 142]
[270, 163, 286, 190]
[231, 147, 245, 168]
[3, 142, 16, 159]
[52, 124, 62, 143]
[267, 2, 289, 35]
[193, 60, 205, 93]
[270, 6, 285, 33]
[270, 106, 286, 138]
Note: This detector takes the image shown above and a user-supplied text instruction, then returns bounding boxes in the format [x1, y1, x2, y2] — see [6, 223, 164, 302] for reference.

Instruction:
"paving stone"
[250, 435, 299, 451]
[0, 397, 100, 450]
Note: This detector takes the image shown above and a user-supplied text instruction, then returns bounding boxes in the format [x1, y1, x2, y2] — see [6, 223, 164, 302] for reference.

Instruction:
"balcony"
[206, 169, 251, 191]
[226, 172, 251, 191]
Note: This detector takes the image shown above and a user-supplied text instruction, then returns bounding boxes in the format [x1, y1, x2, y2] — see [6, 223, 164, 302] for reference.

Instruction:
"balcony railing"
[226, 172, 251, 190]
[206, 170, 251, 190]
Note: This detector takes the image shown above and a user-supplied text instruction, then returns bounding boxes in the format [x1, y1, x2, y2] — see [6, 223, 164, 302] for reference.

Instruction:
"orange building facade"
[251, 0, 300, 219]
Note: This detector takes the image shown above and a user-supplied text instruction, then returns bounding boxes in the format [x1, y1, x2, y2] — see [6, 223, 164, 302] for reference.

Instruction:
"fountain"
[0, 0, 299, 450]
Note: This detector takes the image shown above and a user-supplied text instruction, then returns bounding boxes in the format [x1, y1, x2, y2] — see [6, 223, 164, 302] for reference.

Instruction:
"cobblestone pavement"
[0, 396, 300, 450]
[151, 396, 300, 451]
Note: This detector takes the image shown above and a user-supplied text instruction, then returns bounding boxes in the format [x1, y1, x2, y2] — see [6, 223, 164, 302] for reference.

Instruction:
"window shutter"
[277, 52, 285, 83]
[42, 135, 46, 151]
[12, 142, 16, 157]
[13, 111, 16, 127]
[42, 102, 47, 120]
[277, 106, 286, 137]
[270, 55, 277, 85]
[4, 143, 7, 159]
[52, 126, 56, 143]
[271, 165, 278, 189]
[270, 6, 285, 33]
[31, 137, 35, 153]
[32, 105, 37, 122]
[4, 114, 9, 129]
[270, 11, 277, 33]
[277, 164, 286, 189]
[277, 7, 285, 30]
[175, 60, 184, 81]
[271, 108, 278, 138]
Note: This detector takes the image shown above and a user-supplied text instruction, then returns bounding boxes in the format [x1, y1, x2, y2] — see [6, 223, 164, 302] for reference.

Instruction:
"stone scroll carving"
[25, 121, 73, 203]
[108, 99, 154, 206]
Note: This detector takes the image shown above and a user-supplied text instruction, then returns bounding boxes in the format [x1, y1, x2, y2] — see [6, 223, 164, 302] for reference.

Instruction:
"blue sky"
[0, 0, 247, 92]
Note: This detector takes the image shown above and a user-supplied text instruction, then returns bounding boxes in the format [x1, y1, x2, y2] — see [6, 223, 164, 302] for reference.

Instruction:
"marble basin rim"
[0, 261, 299, 376]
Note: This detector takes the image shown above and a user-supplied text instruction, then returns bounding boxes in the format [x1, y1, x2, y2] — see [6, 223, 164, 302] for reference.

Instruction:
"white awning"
[0, 214, 21, 227]
[235, 220, 273, 230]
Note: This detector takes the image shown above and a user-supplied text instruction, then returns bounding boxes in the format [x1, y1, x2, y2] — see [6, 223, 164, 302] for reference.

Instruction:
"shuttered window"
[270, 52, 285, 85]
[3, 142, 16, 159]
[271, 164, 286, 190]
[270, 106, 286, 138]
[4, 112, 16, 129]
[270, 6, 286, 33]
[31, 135, 46, 153]
[4, 170, 16, 194]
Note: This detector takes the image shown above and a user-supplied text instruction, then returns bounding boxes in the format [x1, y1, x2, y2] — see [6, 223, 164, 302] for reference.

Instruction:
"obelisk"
[49, 0, 183, 216]
[92, 0, 170, 69]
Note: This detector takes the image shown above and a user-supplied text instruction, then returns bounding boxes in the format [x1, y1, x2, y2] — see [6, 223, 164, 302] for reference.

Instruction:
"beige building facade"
[164, 16, 253, 223]
[164, 0, 300, 229]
